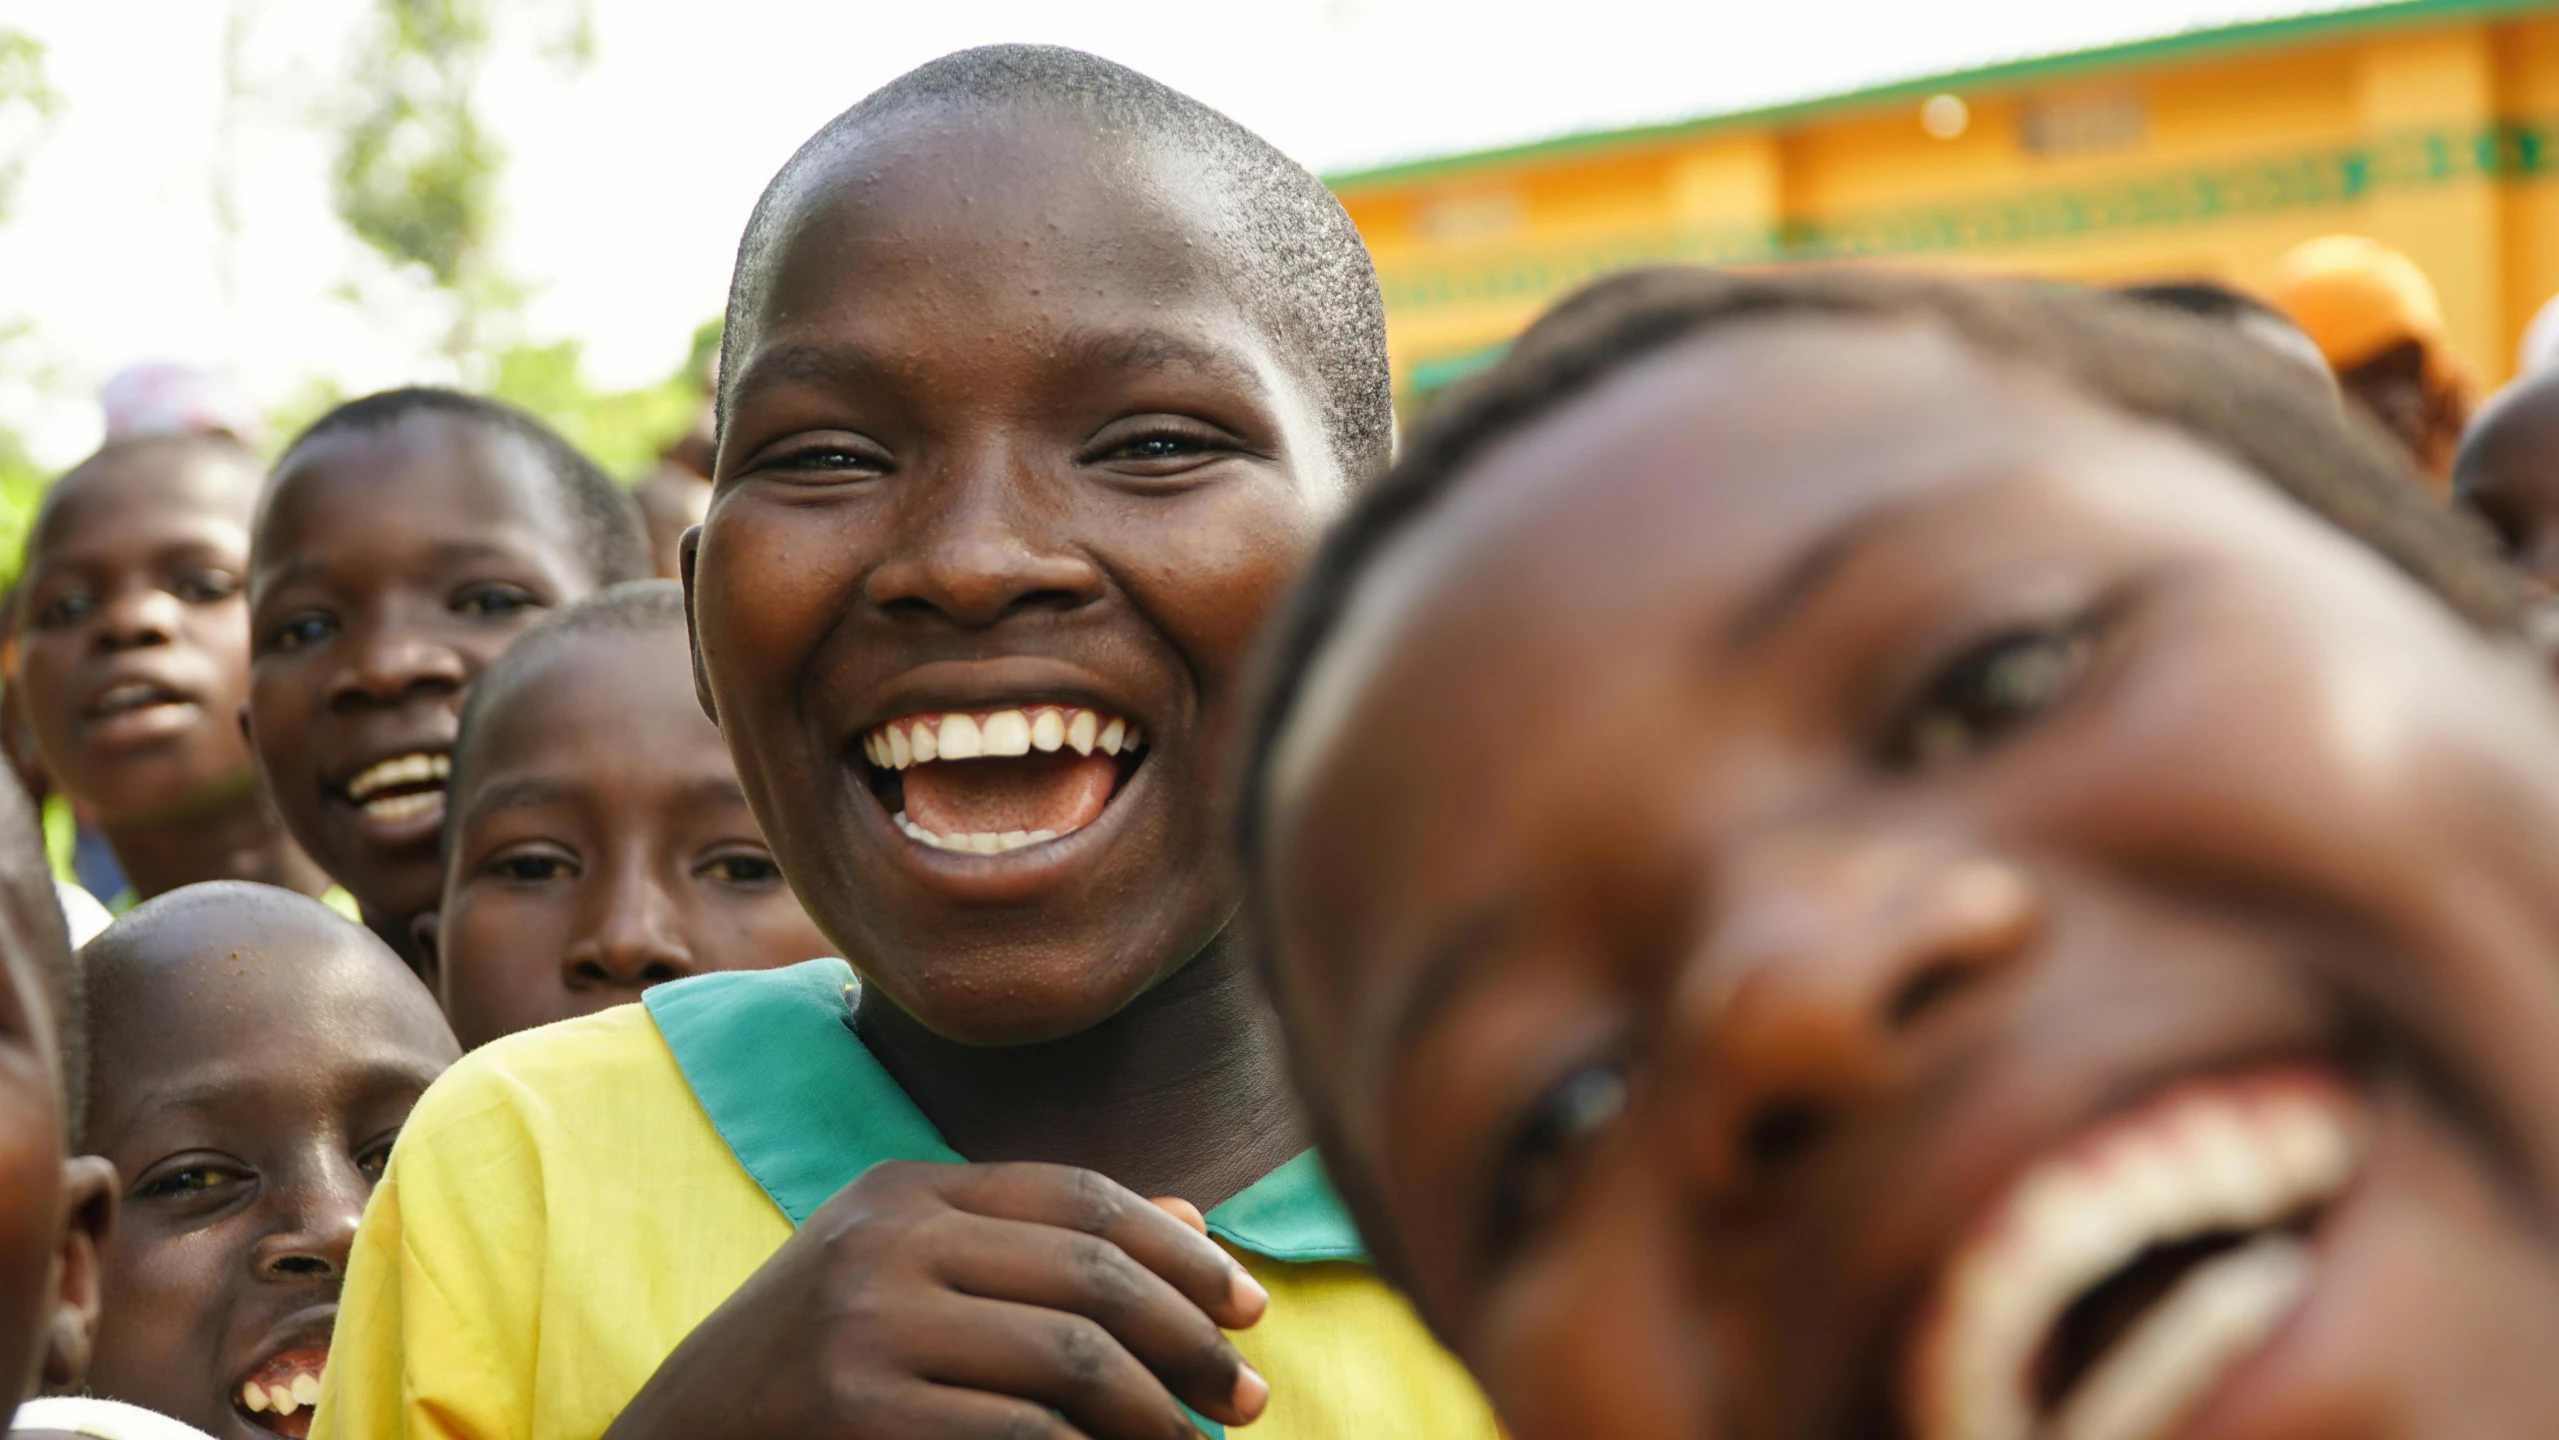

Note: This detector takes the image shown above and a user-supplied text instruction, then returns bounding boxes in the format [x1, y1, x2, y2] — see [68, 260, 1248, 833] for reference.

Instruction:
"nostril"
[1886, 957, 1981, 1033]
[571, 960, 611, 985]
[1740, 1096, 1830, 1172]
[640, 962, 680, 983]
[271, 1255, 331, 1277]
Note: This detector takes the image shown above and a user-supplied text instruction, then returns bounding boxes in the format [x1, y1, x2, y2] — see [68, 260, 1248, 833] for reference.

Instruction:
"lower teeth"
[361, 791, 442, 823]
[894, 811, 1063, 854]
[2049, 1233, 2313, 1440]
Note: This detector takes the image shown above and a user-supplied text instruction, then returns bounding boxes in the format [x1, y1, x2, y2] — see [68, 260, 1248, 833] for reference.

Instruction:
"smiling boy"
[13, 437, 331, 910]
[245, 390, 651, 967]
[1243, 267, 2559, 1440]
[314, 45, 1492, 1440]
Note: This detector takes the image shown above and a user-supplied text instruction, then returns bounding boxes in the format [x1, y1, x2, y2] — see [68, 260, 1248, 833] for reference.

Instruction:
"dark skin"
[79, 884, 456, 1440]
[245, 413, 609, 964]
[643, 105, 1340, 1439]
[2455, 369, 2559, 598]
[418, 619, 830, 1050]
[2338, 338, 2465, 493]
[1264, 317, 2559, 1440]
[0, 892, 113, 1412]
[15, 443, 329, 902]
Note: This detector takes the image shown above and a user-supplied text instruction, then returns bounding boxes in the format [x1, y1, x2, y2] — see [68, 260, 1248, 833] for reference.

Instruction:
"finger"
[908, 1296, 1222, 1440]
[925, 1213, 1264, 1425]
[938, 1164, 1268, 1329]
[1149, 1197, 1207, 1235]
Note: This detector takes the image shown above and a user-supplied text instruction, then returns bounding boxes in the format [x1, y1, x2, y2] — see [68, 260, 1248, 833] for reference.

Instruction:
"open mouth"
[1906, 1068, 2365, 1440]
[233, 1346, 327, 1438]
[339, 751, 451, 828]
[859, 705, 1146, 856]
[84, 679, 202, 738]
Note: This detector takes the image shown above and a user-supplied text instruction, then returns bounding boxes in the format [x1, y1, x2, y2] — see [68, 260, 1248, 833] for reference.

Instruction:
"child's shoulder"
[399, 999, 693, 1156]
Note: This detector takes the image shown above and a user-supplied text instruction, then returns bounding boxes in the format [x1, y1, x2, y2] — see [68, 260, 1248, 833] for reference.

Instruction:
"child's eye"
[487, 849, 576, 884]
[1485, 1060, 1629, 1258]
[261, 612, 337, 654]
[133, 1159, 253, 1201]
[453, 584, 543, 618]
[1881, 622, 2098, 773]
[756, 439, 891, 482]
[698, 849, 783, 887]
[172, 570, 241, 605]
[1089, 421, 1232, 474]
[355, 1132, 400, 1184]
[32, 592, 96, 629]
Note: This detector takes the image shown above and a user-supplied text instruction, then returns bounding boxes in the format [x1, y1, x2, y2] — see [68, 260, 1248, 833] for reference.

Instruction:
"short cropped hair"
[721, 44, 1393, 484]
[2113, 277, 2292, 327]
[274, 388, 651, 587]
[443, 579, 686, 848]
[22, 432, 260, 578]
[1237, 265, 2525, 1282]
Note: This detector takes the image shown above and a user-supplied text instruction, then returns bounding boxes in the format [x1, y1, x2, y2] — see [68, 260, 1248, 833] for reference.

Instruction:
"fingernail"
[1231, 1362, 1269, 1421]
[1229, 1264, 1269, 1320]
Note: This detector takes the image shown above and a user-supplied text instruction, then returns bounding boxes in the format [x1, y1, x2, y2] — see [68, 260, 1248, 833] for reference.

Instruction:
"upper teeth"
[346, 752, 450, 801]
[239, 1371, 323, 1416]
[862, 707, 1139, 770]
[1909, 1072, 2363, 1440]
[98, 682, 173, 713]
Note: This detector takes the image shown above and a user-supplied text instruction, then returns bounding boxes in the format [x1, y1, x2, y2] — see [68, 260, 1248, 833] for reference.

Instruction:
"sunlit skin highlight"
[1265, 317, 2559, 1440]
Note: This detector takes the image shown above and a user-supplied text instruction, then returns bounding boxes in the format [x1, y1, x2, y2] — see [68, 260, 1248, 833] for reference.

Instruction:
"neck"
[855, 929, 1307, 1210]
[97, 776, 333, 903]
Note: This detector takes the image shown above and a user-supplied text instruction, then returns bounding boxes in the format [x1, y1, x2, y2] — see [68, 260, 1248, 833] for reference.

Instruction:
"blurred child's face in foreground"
[16, 444, 261, 820]
[80, 891, 456, 1439]
[247, 414, 602, 925]
[1264, 318, 2559, 1440]
[427, 621, 829, 1049]
[693, 105, 1339, 1044]
[0, 905, 91, 1406]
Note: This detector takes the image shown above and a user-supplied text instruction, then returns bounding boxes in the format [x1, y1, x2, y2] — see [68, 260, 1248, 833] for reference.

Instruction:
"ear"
[40, 1155, 115, 1393]
[679, 526, 717, 729]
[236, 699, 253, 747]
[410, 910, 443, 1001]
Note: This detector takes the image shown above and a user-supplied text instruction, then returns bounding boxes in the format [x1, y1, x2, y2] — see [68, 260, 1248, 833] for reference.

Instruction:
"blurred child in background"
[1245, 266, 2559, 1440]
[243, 389, 650, 970]
[420, 581, 828, 1049]
[2270, 234, 2475, 491]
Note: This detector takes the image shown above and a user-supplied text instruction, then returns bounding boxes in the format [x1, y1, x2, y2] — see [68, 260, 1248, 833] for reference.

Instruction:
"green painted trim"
[1378, 117, 2547, 325]
[1327, 0, 2558, 193]
[1406, 342, 1509, 392]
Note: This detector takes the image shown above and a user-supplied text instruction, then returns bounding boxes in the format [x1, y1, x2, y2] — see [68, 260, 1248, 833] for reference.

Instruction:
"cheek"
[0, 1097, 62, 1373]
[1126, 489, 1324, 687]
[694, 501, 852, 707]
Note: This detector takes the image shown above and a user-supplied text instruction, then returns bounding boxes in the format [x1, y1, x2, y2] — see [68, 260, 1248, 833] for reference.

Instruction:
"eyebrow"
[458, 775, 583, 830]
[256, 539, 543, 594]
[1719, 492, 1936, 656]
[741, 328, 1267, 401]
[1383, 900, 1524, 1064]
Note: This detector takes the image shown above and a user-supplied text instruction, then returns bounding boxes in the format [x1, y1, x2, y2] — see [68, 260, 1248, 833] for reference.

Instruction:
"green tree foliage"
[490, 329, 709, 479]
[0, 30, 56, 587]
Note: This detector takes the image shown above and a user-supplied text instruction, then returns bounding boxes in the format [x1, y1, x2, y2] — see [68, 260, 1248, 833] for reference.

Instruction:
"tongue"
[904, 752, 1119, 837]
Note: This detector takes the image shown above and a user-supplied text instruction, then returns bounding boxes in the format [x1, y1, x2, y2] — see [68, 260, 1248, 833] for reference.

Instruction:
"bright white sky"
[0, 0, 2343, 467]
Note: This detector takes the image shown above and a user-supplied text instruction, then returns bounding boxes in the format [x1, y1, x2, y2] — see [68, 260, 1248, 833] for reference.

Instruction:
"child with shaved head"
[317, 43, 1492, 1440]
[70, 885, 454, 1440]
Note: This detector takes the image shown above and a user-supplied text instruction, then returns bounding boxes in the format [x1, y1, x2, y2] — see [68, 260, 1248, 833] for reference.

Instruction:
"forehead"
[257, 413, 567, 561]
[455, 626, 727, 807]
[728, 104, 1288, 407]
[36, 447, 257, 555]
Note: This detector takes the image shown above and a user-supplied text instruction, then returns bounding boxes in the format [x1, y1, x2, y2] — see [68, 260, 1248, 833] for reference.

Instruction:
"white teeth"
[2051, 1235, 2313, 1440]
[937, 713, 984, 759]
[291, 1373, 322, 1405]
[241, 1381, 268, 1413]
[346, 751, 450, 801]
[1910, 1073, 2363, 1440]
[269, 1385, 300, 1417]
[893, 812, 1073, 855]
[861, 707, 1140, 772]
[360, 791, 442, 823]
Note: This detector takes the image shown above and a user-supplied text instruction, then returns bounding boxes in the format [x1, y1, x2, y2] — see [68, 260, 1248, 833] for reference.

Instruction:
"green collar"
[645, 958, 1366, 1263]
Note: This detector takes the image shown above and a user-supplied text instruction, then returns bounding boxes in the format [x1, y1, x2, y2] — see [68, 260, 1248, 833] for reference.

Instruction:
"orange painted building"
[1329, 0, 2559, 407]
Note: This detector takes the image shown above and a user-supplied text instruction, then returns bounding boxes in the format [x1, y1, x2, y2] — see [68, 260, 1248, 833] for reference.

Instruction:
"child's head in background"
[1245, 267, 2559, 1440]
[245, 389, 651, 963]
[13, 436, 325, 904]
[73, 883, 454, 1439]
[422, 580, 828, 1049]
[0, 771, 112, 1414]
[688, 44, 1388, 1045]
[2455, 366, 2559, 598]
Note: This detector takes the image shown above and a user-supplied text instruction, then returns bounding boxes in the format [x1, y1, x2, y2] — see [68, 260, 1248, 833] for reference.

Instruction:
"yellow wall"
[1334, 4, 2559, 404]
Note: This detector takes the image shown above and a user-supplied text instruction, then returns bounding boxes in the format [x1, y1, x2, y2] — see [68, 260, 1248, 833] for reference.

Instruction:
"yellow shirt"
[311, 961, 1496, 1440]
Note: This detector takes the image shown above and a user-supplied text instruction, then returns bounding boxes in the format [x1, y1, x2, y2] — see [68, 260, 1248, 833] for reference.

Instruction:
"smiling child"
[73, 883, 455, 1440]
[421, 581, 828, 1048]
[13, 436, 333, 913]
[1242, 265, 2559, 1440]
[245, 389, 651, 968]
[314, 45, 1494, 1440]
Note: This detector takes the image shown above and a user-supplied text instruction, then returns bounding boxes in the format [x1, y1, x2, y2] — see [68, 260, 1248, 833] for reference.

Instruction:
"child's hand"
[603, 1160, 1271, 1440]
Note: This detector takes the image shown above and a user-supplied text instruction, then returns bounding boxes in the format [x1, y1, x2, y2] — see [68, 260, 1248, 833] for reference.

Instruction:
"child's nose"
[94, 584, 183, 652]
[327, 607, 468, 711]
[563, 862, 696, 990]
[1664, 834, 2042, 1196]
[861, 465, 1105, 628]
[251, 1164, 368, 1282]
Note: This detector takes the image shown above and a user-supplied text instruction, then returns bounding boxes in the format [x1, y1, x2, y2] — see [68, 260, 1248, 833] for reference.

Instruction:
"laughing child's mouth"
[1906, 1068, 2365, 1440]
[860, 705, 1147, 855]
[235, 1346, 328, 1438]
[340, 751, 451, 827]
